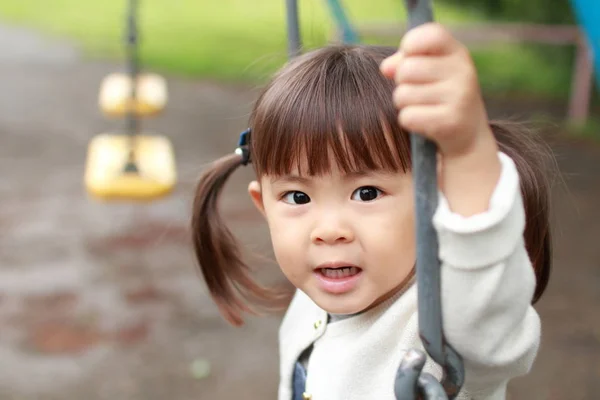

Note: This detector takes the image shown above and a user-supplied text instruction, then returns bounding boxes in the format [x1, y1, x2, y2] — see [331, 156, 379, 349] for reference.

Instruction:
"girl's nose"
[310, 213, 354, 245]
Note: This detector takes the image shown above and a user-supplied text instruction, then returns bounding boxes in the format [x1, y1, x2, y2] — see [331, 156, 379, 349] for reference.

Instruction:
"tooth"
[321, 267, 361, 279]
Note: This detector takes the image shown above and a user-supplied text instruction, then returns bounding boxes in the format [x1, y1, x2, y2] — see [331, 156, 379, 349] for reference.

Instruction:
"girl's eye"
[351, 186, 382, 202]
[282, 191, 311, 205]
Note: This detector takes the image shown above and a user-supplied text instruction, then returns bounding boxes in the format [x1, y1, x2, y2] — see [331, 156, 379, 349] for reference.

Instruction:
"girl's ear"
[248, 180, 265, 217]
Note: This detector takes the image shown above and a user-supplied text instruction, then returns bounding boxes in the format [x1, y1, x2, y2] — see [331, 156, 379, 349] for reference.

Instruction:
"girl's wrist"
[439, 126, 501, 217]
[441, 123, 497, 162]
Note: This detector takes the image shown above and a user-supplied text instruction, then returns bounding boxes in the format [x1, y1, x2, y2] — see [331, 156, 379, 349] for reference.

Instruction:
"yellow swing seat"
[84, 133, 176, 201]
[99, 73, 167, 117]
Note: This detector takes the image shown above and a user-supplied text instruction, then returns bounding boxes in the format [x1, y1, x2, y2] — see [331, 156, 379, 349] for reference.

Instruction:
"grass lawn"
[0, 0, 578, 99]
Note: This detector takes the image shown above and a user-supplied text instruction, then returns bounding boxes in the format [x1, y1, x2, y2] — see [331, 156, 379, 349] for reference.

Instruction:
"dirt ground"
[0, 24, 598, 400]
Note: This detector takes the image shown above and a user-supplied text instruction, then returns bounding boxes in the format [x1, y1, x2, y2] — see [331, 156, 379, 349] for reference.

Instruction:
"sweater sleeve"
[432, 151, 541, 393]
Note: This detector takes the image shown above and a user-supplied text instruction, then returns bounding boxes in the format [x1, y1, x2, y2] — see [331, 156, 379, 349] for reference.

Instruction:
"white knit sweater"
[277, 152, 541, 400]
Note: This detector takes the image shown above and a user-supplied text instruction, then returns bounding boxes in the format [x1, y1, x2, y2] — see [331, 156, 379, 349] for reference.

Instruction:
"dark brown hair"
[192, 45, 553, 326]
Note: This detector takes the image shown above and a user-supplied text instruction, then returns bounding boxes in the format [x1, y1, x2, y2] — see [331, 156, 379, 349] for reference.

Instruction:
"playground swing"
[84, 0, 177, 201]
[285, 0, 464, 398]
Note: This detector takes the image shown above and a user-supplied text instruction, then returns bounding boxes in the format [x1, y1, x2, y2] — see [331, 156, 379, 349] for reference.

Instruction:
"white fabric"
[277, 152, 541, 400]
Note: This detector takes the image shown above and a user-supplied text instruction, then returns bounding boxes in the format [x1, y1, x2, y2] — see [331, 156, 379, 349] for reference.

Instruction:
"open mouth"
[319, 266, 361, 279]
[314, 264, 363, 294]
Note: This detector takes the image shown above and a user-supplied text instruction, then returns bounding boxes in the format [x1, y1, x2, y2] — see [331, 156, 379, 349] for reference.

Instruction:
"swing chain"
[394, 1, 465, 399]
[125, 0, 139, 134]
[123, 0, 140, 172]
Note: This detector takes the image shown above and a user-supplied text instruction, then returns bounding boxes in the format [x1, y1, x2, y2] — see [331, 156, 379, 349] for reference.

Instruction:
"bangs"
[249, 45, 411, 177]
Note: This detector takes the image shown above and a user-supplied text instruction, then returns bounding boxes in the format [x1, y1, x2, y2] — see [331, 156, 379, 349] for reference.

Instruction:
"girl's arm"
[381, 23, 542, 391]
[435, 151, 540, 391]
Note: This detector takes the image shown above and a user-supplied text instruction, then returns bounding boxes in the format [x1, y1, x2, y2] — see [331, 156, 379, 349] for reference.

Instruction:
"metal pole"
[285, 0, 302, 58]
[567, 36, 593, 124]
[124, 0, 139, 172]
[395, 0, 464, 398]
[325, 0, 359, 43]
[405, 0, 444, 369]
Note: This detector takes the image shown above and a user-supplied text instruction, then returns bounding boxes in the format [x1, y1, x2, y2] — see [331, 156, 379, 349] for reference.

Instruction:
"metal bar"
[324, 0, 360, 43]
[403, 0, 445, 367]
[418, 373, 449, 400]
[124, 0, 139, 172]
[411, 133, 444, 363]
[395, 349, 426, 400]
[399, 2, 465, 398]
[285, 0, 302, 58]
[126, 0, 139, 136]
[568, 34, 593, 124]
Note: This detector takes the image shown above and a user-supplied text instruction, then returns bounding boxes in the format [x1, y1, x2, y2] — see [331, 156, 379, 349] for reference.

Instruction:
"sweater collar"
[323, 276, 417, 337]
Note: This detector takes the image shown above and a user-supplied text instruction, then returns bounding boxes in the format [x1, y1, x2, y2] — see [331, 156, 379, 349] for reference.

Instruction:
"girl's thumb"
[380, 52, 403, 79]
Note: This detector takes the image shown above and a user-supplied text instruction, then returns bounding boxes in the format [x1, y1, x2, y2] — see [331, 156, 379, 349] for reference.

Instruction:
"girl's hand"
[380, 22, 492, 157]
[381, 23, 501, 216]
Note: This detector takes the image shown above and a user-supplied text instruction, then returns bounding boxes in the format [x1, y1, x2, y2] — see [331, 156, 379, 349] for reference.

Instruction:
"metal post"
[285, 0, 302, 58]
[124, 0, 139, 172]
[405, 0, 444, 369]
[568, 34, 593, 125]
[325, 0, 359, 43]
[395, 0, 464, 398]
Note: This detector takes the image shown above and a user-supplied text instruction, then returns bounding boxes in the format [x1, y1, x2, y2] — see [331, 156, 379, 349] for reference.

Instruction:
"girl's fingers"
[392, 82, 447, 108]
[398, 105, 451, 138]
[400, 22, 460, 57]
[393, 55, 452, 85]
[380, 52, 403, 78]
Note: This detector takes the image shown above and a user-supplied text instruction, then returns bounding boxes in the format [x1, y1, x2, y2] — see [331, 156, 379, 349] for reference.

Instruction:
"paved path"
[0, 23, 598, 400]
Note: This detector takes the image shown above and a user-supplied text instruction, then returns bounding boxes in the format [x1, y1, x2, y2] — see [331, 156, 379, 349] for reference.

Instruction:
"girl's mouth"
[315, 265, 362, 294]
[320, 266, 361, 279]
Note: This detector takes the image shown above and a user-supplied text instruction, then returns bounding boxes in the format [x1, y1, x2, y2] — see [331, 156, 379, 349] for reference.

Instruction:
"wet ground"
[0, 23, 598, 400]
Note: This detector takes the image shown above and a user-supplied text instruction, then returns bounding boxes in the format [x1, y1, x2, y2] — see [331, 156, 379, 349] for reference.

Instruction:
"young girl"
[192, 23, 552, 400]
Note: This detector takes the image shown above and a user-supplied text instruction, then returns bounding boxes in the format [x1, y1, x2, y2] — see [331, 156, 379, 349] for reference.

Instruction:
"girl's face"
[249, 159, 415, 315]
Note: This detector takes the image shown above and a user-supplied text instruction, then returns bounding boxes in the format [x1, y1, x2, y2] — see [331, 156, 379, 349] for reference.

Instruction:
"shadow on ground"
[0, 24, 598, 400]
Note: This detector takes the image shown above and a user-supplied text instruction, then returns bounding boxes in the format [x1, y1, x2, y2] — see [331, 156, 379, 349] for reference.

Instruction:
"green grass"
[472, 43, 576, 99]
[0, 0, 577, 98]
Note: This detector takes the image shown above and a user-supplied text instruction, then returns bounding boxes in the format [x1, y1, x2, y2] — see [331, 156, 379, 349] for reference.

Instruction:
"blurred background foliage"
[0, 0, 589, 102]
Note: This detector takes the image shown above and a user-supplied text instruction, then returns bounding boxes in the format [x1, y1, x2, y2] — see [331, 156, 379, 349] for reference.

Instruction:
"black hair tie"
[235, 128, 251, 166]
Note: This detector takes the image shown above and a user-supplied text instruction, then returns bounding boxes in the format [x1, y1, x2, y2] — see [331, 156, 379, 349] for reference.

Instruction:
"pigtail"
[489, 120, 555, 304]
[192, 152, 288, 326]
